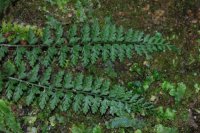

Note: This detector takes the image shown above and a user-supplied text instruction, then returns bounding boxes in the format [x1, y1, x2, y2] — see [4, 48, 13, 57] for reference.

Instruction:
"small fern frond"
[26, 48, 41, 67]
[14, 47, 26, 66]
[0, 47, 8, 61]
[58, 45, 68, 67]
[27, 29, 38, 45]
[42, 26, 53, 46]
[42, 47, 57, 67]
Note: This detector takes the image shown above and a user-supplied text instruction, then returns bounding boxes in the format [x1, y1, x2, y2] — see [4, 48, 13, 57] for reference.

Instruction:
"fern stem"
[0, 44, 42, 47]
[0, 41, 144, 47]
[8, 77, 46, 88]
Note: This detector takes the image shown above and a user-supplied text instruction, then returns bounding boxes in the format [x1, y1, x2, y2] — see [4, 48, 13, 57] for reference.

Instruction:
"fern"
[42, 26, 53, 46]
[55, 24, 65, 45]
[105, 117, 145, 129]
[71, 124, 102, 133]
[0, 46, 8, 61]
[71, 45, 81, 65]
[68, 24, 80, 44]
[0, 20, 175, 66]
[82, 45, 91, 66]
[39, 90, 49, 109]
[27, 29, 38, 45]
[40, 67, 52, 85]
[14, 47, 26, 66]
[0, 100, 22, 133]
[13, 82, 27, 102]
[81, 24, 91, 43]
[26, 86, 39, 106]
[42, 47, 57, 67]
[26, 48, 41, 67]
[53, 71, 65, 87]
[3, 60, 16, 76]
[5, 80, 16, 100]
[90, 44, 101, 64]
[28, 65, 40, 82]
[58, 45, 68, 67]
[1, 64, 153, 115]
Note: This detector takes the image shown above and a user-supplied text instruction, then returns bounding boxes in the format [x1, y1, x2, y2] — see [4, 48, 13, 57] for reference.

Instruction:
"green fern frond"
[0, 20, 175, 66]
[2, 68, 153, 116]
[82, 45, 91, 66]
[68, 24, 80, 44]
[42, 26, 53, 46]
[27, 29, 38, 45]
[14, 47, 26, 66]
[0, 47, 8, 61]
[58, 45, 68, 67]
[26, 48, 41, 67]
[28, 65, 40, 82]
[40, 67, 52, 85]
[42, 47, 57, 67]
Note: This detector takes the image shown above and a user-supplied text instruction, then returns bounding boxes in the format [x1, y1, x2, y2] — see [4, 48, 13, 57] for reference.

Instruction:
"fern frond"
[0, 74, 3, 92]
[13, 83, 27, 102]
[73, 94, 84, 112]
[0, 47, 8, 61]
[63, 73, 74, 89]
[55, 24, 65, 46]
[82, 96, 93, 114]
[91, 44, 101, 64]
[53, 71, 65, 87]
[39, 90, 49, 109]
[26, 86, 39, 105]
[60, 92, 73, 111]
[5, 80, 16, 100]
[109, 44, 118, 62]
[82, 45, 91, 66]
[116, 26, 124, 42]
[3, 60, 16, 76]
[42, 47, 57, 67]
[118, 44, 126, 62]
[0, 34, 6, 43]
[0, 20, 175, 66]
[58, 45, 68, 67]
[26, 48, 41, 67]
[83, 76, 93, 91]
[106, 117, 145, 129]
[101, 23, 110, 42]
[82, 24, 91, 43]
[4, 70, 153, 116]
[14, 47, 26, 66]
[71, 45, 81, 65]
[40, 67, 52, 86]
[17, 61, 26, 79]
[91, 19, 100, 42]
[42, 26, 53, 46]
[27, 29, 38, 45]
[68, 24, 80, 44]
[74, 73, 84, 90]
[28, 65, 40, 82]
[109, 25, 117, 42]
[102, 44, 110, 62]
[50, 91, 63, 110]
